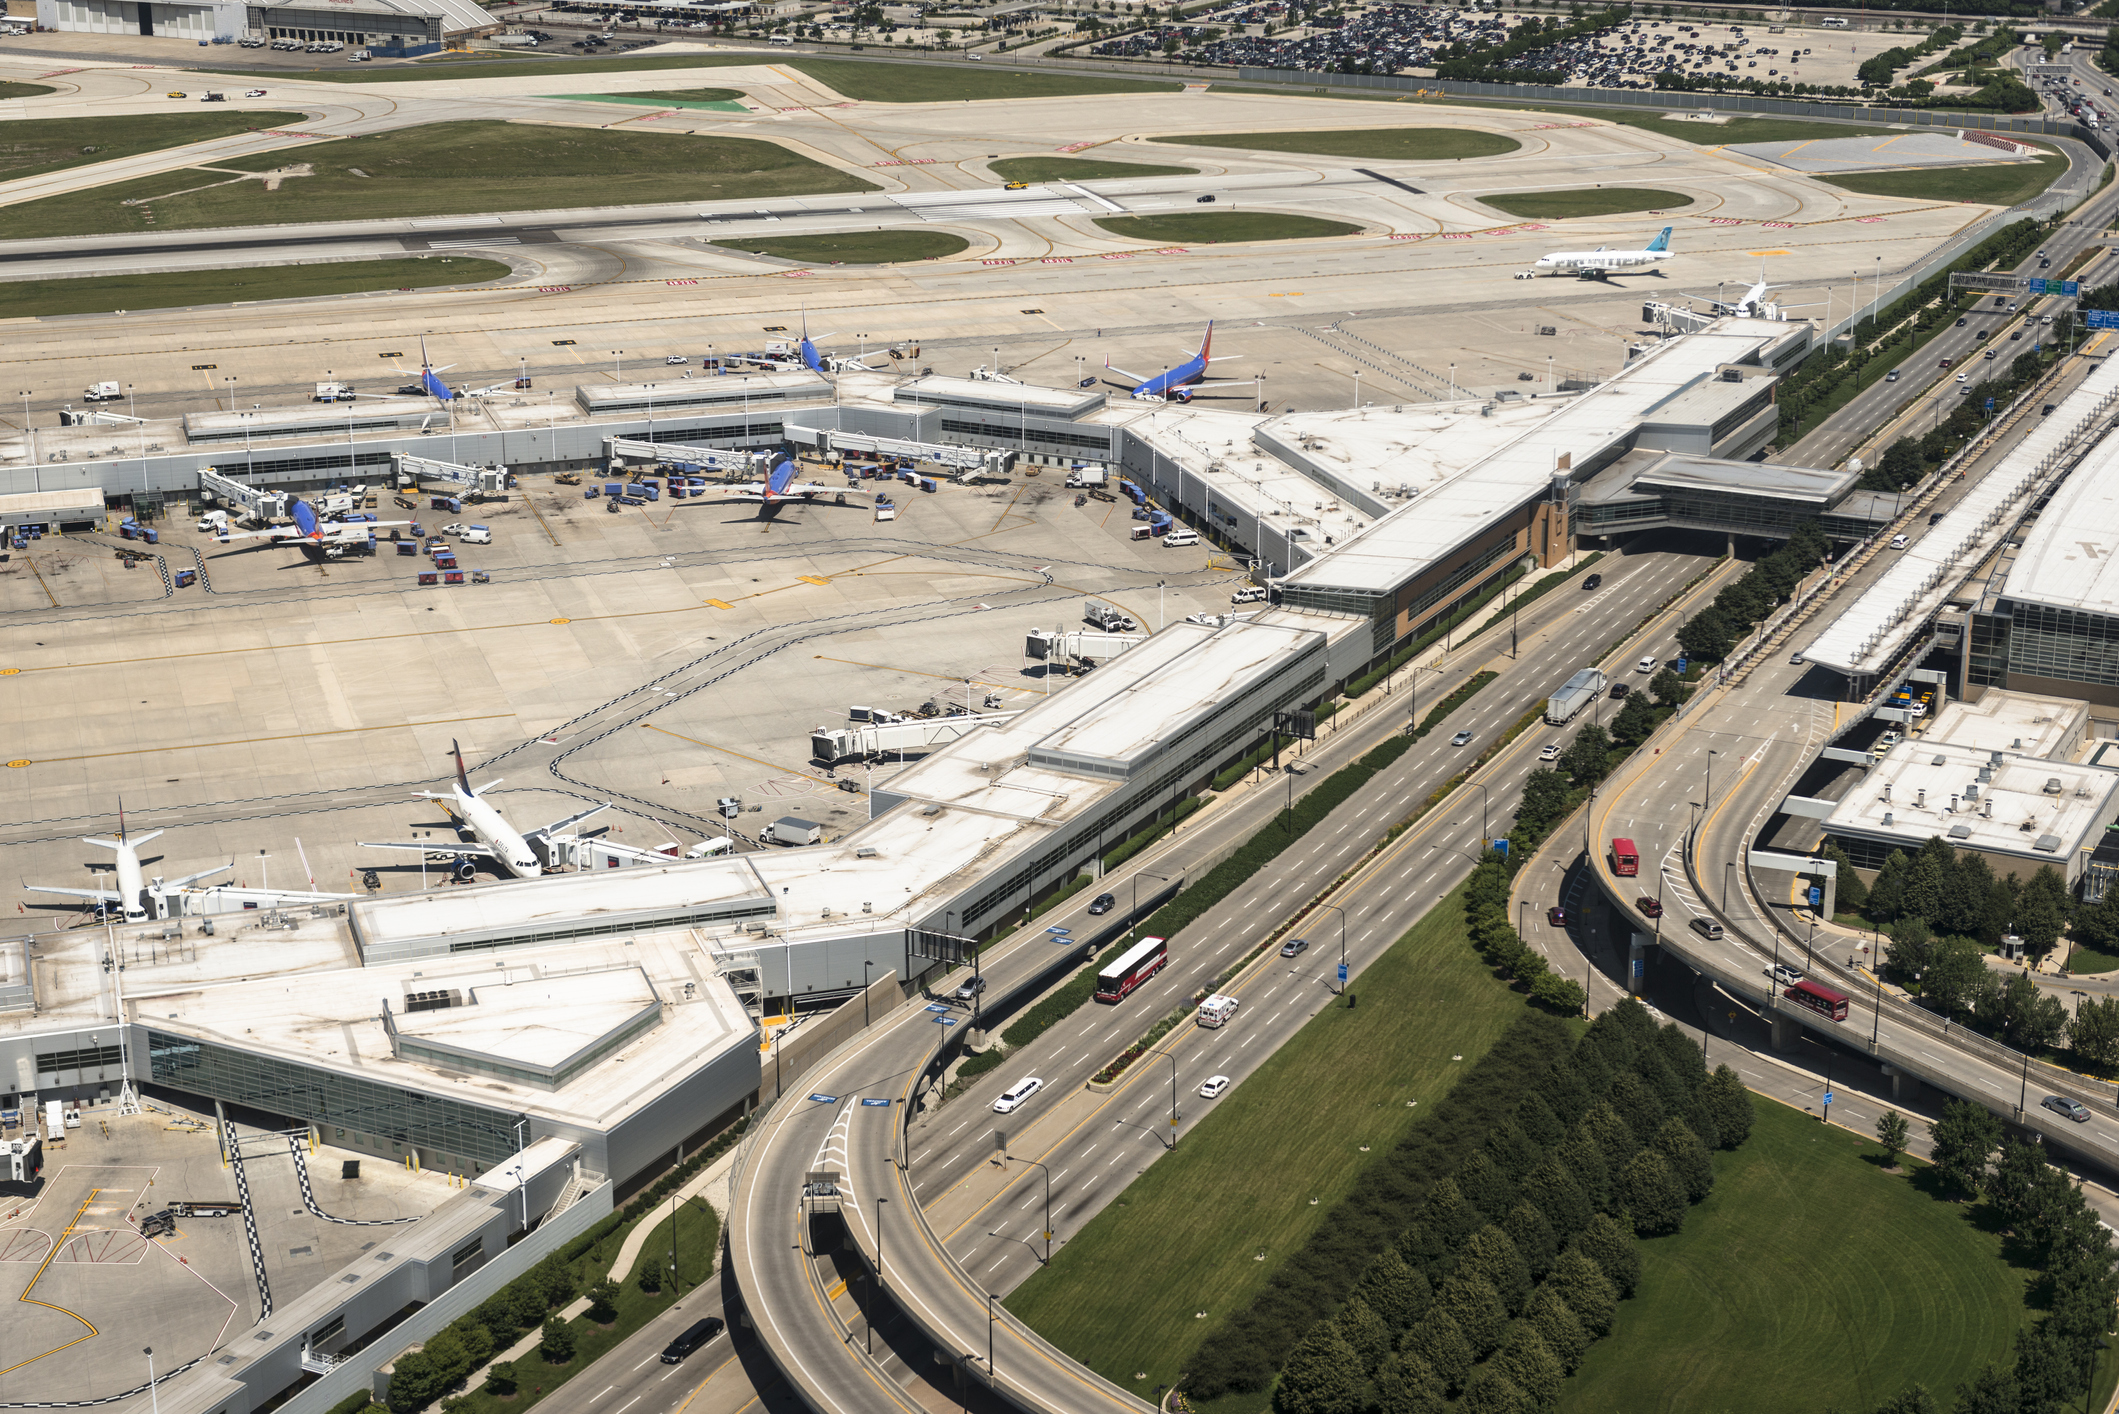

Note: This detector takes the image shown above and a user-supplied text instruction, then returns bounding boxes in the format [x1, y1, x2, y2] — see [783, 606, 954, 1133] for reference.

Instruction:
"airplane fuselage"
[451, 785, 543, 877]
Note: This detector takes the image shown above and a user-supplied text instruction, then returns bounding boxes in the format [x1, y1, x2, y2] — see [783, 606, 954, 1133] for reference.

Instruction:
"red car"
[1546, 906, 1567, 927]
[1638, 896, 1664, 918]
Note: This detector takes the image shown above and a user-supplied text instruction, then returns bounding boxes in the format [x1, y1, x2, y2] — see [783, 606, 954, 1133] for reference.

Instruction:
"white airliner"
[1686, 274, 1818, 321]
[1530, 226, 1675, 278]
[359, 741, 609, 880]
[722, 457, 854, 508]
[24, 811, 354, 922]
[215, 496, 411, 558]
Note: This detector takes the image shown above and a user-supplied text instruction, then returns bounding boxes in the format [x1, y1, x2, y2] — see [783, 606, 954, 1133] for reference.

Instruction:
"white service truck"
[82, 381, 121, 403]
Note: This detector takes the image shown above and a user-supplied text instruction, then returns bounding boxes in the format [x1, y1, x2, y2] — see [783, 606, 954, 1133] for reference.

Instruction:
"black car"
[1583, 573, 1602, 591]
[1087, 892, 1116, 915]
[1280, 936, 1308, 957]
[1196, 194, 1216, 203]
[396, 383, 424, 395]
[661, 1317, 725, 1363]
[1610, 682, 1630, 699]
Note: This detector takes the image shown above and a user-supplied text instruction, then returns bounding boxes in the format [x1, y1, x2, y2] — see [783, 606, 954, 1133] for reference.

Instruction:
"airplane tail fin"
[1199, 320, 1214, 363]
[84, 831, 161, 852]
[1647, 226, 1672, 253]
[767, 459, 799, 498]
[451, 740, 472, 795]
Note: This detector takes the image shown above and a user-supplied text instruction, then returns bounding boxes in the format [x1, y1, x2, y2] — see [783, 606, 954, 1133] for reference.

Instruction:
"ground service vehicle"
[1609, 838, 1639, 876]
[1095, 935, 1167, 1003]
[83, 381, 121, 402]
[1197, 994, 1238, 1028]
[1784, 978, 1849, 1021]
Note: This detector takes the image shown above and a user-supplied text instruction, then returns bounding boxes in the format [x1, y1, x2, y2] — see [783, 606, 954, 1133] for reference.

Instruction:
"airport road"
[726, 536, 1743, 1414]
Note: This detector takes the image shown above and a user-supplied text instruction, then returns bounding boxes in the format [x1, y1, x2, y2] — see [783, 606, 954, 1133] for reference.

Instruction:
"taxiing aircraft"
[358, 741, 608, 880]
[23, 808, 355, 922]
[1103, 322, 1245, 402]
[1531, 226, 1675, 279]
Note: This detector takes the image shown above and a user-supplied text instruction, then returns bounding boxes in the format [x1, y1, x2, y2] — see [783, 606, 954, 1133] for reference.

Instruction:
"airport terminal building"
[31, 0, 487, 49]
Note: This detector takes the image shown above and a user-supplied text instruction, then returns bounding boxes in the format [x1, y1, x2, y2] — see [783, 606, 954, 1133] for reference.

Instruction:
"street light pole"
[144, 1348, 159, 1414]
[1317, 902, 1348, 994]
[862, 958, 874, 1028]
[987, 1292, 997, 1379]
[1164, 1051, 1179, 1147]
[876, 1196, 888, 1297]
[1003, 1153, 1052, 1263]
[1469, 781, 1490, 852]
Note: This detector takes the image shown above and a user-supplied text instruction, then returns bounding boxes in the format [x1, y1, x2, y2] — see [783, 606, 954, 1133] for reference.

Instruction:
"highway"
[726, 538, 1734, 1414]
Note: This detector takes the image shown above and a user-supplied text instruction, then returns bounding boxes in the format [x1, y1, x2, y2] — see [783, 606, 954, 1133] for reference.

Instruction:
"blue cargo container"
[642, 486, 660, 502]
[604, 482, 624, 498]
[142, 527, 159, 545]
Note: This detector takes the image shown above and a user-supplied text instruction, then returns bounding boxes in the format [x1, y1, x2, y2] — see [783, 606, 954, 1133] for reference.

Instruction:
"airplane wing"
[356, 840, 499, 857]
[180, 884, 359, 904]
[1103, 358, 1151, 384]
[23, 884, 121, 903]
[166, 863, 232, 889]
[533, 802, 610, 840]
[1181, 379, 1254, 392]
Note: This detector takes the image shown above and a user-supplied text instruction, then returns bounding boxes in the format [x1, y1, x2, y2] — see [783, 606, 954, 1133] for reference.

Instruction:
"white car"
[665, 355, 688, 365]
[1637, 656, 1658, 674]
[1538, 743, 1561, 762]
[992, 1077, 1043, 1114]
[1199, 1075, 1231, 1099]
[244, 88, 268, 97]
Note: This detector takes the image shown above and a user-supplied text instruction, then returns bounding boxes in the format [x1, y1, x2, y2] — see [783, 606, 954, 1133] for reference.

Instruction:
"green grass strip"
[1482, 187, 1692, 219]
[1819, 152, 2069, 208]
[0, 110, 310, 187]
[708, 230, 967, 263]
[1148, 126, 1518, 160]
[989, 155, 1196, 182]
[552, 90, 747, 111]
[1093, 212, 1362, 244]
[0, 256, 511, 319]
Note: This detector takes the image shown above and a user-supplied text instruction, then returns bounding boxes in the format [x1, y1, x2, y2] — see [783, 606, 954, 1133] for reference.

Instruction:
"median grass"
[989, 155, 1196, 182]
[0, 256, 513, 319]
[1558, 1100, 2026, 1413]
[709, 230, 967, 262]
[1148, 127, 1518, 160]
[0, 82, 54, 99]
[1093, 211, 1361, 244]
[564, 87, 746, 109]
[1820, 151, 2069, 208]
[1482, 186, 1693, 219]
[1006, 882, 1521, 1395]
[0, 111, 309, 187]
[1481, 103, 1902, 149]
[0, 120, 876, 239]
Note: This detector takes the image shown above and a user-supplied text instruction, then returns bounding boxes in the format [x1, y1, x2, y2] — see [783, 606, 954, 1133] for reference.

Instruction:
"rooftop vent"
[1948, 823, 1973, 840]
[2036, 833, 2064, 853]
[2045, 778, 2065, 795]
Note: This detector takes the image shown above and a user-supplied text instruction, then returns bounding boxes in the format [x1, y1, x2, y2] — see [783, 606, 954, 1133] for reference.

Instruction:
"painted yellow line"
[7, 714, 511, 769]
[2, 1189, 101, 1378]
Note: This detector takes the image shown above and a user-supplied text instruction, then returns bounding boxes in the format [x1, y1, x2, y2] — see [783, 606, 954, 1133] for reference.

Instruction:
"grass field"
[0, 257, 512, 320]
[989, 155, 1196, 182]
[1820, 153, 2069, 208]
[1148, 127, 1519, 160]
[563, 87, 746, 110]
[1481, 187, 1693, 219]
[0, 82, 55, 99]
[1093, 211, 1360, 244]
[1506, 104, 1903, 148]
[219, 52, 1183, 101]
[0, 120, 876, 240]
[708, 230, 966, 262]
[0, 111, 309, 187]
[1559, 1101, 2031, 1413]
[1006, 885, 1523, 1395]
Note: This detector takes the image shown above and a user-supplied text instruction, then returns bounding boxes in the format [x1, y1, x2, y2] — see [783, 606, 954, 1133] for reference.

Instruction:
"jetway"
[545, 831, 734, 869]
[810, 712, 1019, 765]
[604, 437, 771, 477]
[196, 467, 289, 524]
[1024, 627, 1143, 666]
[394, 454, 510, 498]
[784, 425, 1009, 478]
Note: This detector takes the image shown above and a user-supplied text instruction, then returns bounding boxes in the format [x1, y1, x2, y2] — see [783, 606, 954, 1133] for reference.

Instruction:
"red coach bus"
[1785, 978, 1850, 1022]
[1095, 935, 1168, 1003]
[1609, 838, 1639, 877]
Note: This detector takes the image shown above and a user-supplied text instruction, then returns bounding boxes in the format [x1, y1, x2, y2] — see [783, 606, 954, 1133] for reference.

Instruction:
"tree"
[1675, 605, 1735, 661]
[586, 1279, 620, 1323]
[1457, 1226, 1533, 1316]
[2012, 1322, 2082, 1413]
[1502, 1202, 1558, 1282]
[2069, 882, 2119, 953]
[1610, 693, 1658, 748]
[1572, 1212, 1641, 1297]
[1436, 1272, 1509, 1358]
[1648, 665, 1686, 706]
[1530, 972, 1587, 1015]
[1819, 840, 1868, 913]
[1949, 1364, 2020, 1414]
[1457, 1366, 1533, 1414]
[1373, 1352, 1447, 1414]
[485, 1362, 519, 1397]
[1274, 1321, 1364, 1414]
[1606, 1070, 1668, 1147]
[1455, 1149, 1519, 1223]
[1928, 1097, 2003, 1199]
[2017, 865, 2072, 961]
[637, 1262, 663, 1294]
[1516, 767, 1574, 839]
[1582, 1100, 1642, 1176]
[1524, 1284, 1588, 1372]
[1869, 849, 1912, 921]
[1902, 837, 1956, 928]
[1922, 935, 1991, 1020]
[1562, 721, 1613, 786]
[1875, 1109, 1910, 1169]
[1986, 1137, 2050, 1236]
[1401, 1311, 1474, 1396]
[1546, 1248, 1618, 1337]
[1883, 916, 1934, 987]
[1355, 1247, 1431, 1336]
[1702, 1063, 1754, 1150]
[2072, 995, 2119, 1074]
[1491, 1322, 1564, 1408]
[1619, 1148, 1688, 1237]
[539, 1315, 577, 1365]
[1335, 1295, 1392, 1376]
[1519, 1158, 1593, 1240]
[1651, 1116, 1714, 1204]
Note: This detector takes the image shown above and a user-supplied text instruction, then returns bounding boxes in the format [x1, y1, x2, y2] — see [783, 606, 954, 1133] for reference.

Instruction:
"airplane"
[22, 808, 354, 922]
[721, 456, 856, 509]
[358, 741, 609, 880]
[743, 313, 900, 375]
[1103, 322, 1245, 402]
[390, 336, 460, 401]
[1684, 272, 1820, 321]
[215, 495, 410, 557]
[1530, 226, 1675, 279]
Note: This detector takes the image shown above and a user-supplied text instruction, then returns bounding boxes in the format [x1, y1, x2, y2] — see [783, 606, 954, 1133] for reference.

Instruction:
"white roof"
[1282, 321, 1799, 595]
[1805, 354, 2119, 674]
[1924, 689, 2086, 761]
[1824, 739, 2119, 869]
[0, 486, 103, 514]
[2000, 395, 2119, 616]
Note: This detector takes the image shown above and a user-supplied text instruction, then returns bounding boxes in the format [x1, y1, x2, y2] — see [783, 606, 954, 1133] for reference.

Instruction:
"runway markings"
[6, 714, 510, 771]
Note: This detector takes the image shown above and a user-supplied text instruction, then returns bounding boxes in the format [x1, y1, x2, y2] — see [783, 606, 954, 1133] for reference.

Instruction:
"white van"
[769, 32, 793, 43]
[1890, 533, 1910, 549]
[1197, 994, 1240, 1028]
[1162, 528, 1200, 547]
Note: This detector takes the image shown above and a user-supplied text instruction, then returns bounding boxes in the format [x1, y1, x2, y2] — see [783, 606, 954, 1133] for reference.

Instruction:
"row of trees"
[386, 1254, 583, 1413]
[1857, 23, 1963, 85]
[1266, 1000, 1754, 1414]
[1432, 3, 1631, 82]
[1672, 519, 1830, 663]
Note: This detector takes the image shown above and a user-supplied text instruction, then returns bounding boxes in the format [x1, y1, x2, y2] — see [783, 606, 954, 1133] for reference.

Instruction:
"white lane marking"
[591, 1388, 616, 1402]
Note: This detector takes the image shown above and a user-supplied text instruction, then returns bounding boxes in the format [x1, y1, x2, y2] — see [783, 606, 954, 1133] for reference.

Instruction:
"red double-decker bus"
[1095, 936, 1167, 1003]
[1785, 978, 1850, 1022]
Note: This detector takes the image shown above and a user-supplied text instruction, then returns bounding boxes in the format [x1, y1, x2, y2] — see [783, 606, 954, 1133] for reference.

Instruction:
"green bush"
[959, 1046, 1006, 1079]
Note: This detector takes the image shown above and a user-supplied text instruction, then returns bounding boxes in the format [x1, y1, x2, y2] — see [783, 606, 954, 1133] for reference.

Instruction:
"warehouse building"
[31, 0, 485, 47]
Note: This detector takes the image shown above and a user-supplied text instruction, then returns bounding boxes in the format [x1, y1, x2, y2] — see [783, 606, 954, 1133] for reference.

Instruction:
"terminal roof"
[1823, 739, 2119, 867]
[1999, 412, 2119, 615]
[1925, 690, 2086, 760]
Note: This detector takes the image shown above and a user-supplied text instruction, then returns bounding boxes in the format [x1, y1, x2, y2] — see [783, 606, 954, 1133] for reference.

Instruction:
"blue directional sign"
[2091, 310, 2119, 330]
[1632, 957, 1646, 978]
[2030, 278, 2049, 295]
[859, 1098, 892, 1108]
[934, 1015, 958, 1027]
[1985, 399, 1996, 413]
[1823, 1091, 1835, 1105]
[1492, 838, 1509, 858]
[2064, 281, 2081, 297]
[808, 1093, 840, 1104]
[1808, 884, 1824, 910]
[1338, 962, 1349, 984]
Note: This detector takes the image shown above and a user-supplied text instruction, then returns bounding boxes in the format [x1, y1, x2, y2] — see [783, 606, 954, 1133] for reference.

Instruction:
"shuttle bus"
[1785, 978, 1850, 1022]
[1096, 935, 1168, 1003]
[1609, 838, 1640, 877]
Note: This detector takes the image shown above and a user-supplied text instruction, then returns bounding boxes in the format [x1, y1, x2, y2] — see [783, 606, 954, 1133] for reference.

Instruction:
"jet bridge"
[784, 425, 1010, 479]
[196, 467, 289, 524]
[604, 437, 771, 477]
[810, 712, 1021, 765]
[394, 454, 510, 497]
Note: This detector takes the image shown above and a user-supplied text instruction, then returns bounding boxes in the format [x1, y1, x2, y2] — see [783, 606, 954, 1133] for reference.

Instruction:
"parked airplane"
[1687, 273, 1816, 320]
[358, 741, 609, 879]
[1530, 227, 1674, 279]
[722, 457, 853, 508]
[1103, 322, 1244, 402]
[23, 809, 355, 922]
[215, 496, 409, 556]
[390, 336, 460, 401]
[745, 314, 897, 375]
